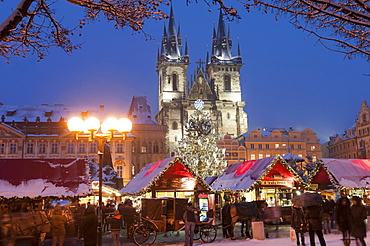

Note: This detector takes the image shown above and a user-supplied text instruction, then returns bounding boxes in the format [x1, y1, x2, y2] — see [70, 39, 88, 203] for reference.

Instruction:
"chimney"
[100, 105, 105, 111]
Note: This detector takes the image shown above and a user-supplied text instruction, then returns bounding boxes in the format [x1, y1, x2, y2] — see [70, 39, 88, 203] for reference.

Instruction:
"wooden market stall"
[308, 158, 370, 202]
[211, 156, 307, 222]
[121, 156, 216, 230]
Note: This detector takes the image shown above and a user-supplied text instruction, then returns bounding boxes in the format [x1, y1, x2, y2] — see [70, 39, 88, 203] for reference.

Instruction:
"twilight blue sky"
[0, 1, 369, 142]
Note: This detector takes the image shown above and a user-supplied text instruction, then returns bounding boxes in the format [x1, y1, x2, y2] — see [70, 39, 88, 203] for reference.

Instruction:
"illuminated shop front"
[212, 156, 306, 207]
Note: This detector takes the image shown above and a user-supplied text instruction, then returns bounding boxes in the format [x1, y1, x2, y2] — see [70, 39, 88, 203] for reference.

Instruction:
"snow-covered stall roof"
[0, 159, 91, 198]
[282, 153, 305, 161]
[121, 156, 212, 195]
[211, 156, 306, 192]
[312, 158, 370, 189]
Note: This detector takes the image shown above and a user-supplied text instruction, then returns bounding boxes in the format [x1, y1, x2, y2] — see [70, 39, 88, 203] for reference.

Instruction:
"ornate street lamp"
[67, 116, 132, 246]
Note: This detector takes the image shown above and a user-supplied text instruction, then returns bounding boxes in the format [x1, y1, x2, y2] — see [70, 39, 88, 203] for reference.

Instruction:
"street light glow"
[85, 117, 100, 132]
[101, 117, 119, 134]
[118, 117, 133, 133]
[67, 117, 85, 132]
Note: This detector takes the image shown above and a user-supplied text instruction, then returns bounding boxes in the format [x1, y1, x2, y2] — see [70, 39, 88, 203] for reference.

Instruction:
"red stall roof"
[211, 156, 306, 192]
[309, 158, 370, 189]
[121, 157, 211, 195]
[0, 159, 91, 198]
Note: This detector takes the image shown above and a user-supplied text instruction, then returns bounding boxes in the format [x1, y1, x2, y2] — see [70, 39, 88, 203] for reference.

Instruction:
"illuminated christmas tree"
[176, 100, 226, 178]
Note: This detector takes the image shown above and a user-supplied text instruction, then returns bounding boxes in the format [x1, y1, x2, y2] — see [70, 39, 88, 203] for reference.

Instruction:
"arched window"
[224, 74, 231, 91]
[153, 142, 159, 153]
[172, 121, 178, 130]
[172, 73, 178, 91]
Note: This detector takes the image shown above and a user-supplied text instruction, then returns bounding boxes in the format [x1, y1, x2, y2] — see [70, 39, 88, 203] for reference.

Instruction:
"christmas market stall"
[211, 156, 307, 222]
[121, 156, 216, 231]
[308, 158, 370, 202]
[0, 158, 92, 243]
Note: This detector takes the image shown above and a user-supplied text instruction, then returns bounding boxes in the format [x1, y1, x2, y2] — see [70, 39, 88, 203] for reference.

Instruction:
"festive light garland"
[122, 157, 213, 196]
[306, 161, 341, 189]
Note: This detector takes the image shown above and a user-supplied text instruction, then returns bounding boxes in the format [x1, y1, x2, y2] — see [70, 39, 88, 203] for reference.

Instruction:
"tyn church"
[155, 7, 248, 156]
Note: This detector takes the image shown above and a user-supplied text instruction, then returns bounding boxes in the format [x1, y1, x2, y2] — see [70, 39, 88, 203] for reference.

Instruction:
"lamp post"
[67, 116, 132, 246]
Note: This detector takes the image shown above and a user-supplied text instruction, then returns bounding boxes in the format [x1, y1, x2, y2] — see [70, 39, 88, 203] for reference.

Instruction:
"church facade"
[155, 8, 248, 156]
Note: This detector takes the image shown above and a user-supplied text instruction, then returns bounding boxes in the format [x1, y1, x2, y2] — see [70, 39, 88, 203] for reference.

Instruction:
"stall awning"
[121, 156, 212, 195]
[311, 158, 370, 189]
[211, 156, 306, 192]
[0, 159, 91, 198]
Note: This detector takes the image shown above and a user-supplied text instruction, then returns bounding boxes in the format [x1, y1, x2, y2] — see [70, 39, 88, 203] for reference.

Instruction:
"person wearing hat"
[107, 210, 122, 246]
[350, 196, 367, 246]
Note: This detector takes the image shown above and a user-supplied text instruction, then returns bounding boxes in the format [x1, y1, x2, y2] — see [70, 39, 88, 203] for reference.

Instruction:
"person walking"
[305, 204, 326, 246]
[291, 205, 306, 246]
[350, 196, 367, 246]
[183, 202, 197, 246]
[121, 200, 137, 240]
[51, 207, 67, 246]
[81, 207, 98, 246]
[335, 197, 351, 243]
[107, 210, 122, 246]
[322, 196, 334, 234]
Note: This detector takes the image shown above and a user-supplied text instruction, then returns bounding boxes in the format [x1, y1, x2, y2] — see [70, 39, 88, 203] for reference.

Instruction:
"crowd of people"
[291, 195, 368, 246]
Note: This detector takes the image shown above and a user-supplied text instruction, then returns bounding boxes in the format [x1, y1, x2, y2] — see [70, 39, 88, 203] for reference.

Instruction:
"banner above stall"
[0, 159, 91, 198]
[121, 156, 212, 196]
[309, 158, 370, 189]
[211, 156, 306, 192]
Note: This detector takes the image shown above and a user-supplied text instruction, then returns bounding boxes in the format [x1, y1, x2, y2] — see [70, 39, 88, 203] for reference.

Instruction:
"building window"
[224, 74, 231, 91]
[258, 154, 263, 159]
[310, 146, 315, 151]
[227, 113, 230, 119]
[275, 144, 279, 149]
[250, 154, 256, 160]
[78, 143, 86, 153]
[282, 143, 287, 148]
[250, 144, 255, 149]
[298, 154, 303, 158]
[116, 143, 123, 153]
[67, 143, 74, 153]
[258, 144, 262, 149]
[9, 143, 17, 154]
[363, 114, 367, 123]
[172, 121, 178, 130]
[274, 135, 278, 138]
[51, 143, 58, 154]
[132, 146, 135, 153]
[254, 135, 258, 138]
[172, 73, 178, 91]
[26, 143, 34, 154]
[153, 143, 159, 153]
[265, 144, 270, 149]
[290, 144, 294, 150]
[117, 165, 123, 177]
[266, 154, 271, 157]
[141, 144, 147, 153]
[0, 143, 4, 154]
[298, 144, 302, 149]
[90, 143, 97, 153]
[38, 143, 46, 154]
[312, 156, 317, 161]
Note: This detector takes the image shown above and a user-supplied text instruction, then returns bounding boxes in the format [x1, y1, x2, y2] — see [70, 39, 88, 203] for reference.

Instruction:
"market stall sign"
[261, 180, 294, 187]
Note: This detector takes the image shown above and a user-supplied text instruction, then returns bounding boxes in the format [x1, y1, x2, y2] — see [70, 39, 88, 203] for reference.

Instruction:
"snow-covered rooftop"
[0, 159, 92, 198]
[128, 96, 157, 125]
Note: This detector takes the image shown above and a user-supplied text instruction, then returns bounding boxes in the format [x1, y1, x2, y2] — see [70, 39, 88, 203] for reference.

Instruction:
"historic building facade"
[218, 127, 322, 165]
[0, 98, 167, 185]
[324, 100, 370, 159]
[155, 8, 248, 156]
[128, 96, 167, 175]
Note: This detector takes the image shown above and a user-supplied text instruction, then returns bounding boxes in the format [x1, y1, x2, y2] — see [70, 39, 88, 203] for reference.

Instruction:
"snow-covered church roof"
[0, 159, 91, 198]
[121, 156, 211, 195]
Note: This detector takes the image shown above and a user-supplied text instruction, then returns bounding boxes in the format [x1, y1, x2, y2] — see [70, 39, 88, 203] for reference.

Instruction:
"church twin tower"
[155, 7, 248, 155]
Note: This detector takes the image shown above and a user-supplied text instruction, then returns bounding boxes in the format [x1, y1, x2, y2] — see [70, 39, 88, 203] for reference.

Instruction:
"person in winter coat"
[121, 200, 137, 239]
[51, 207, 67, 246]
[183, 202, 198, 246]
[305, 204, 326, 246]
[81, 207, 98, 246]
[291, 205, 306, 246]
[335, 197, 351, 241]
[107, 210, 122, 246]
[350, 196, 367, 246]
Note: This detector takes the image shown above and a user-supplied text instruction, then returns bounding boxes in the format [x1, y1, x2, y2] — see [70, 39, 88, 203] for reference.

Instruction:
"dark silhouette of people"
[291, 205, 306, 246]
[305, 204, 326, 246]
[350, 196, 367, 246]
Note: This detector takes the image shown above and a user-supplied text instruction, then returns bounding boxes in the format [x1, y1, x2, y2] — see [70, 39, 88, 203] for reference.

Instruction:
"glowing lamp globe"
[85, 117, 100, 132]
[101, 117, 119, 134]
[117, 118, 132, 133]
[67, 117, 85, 132]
